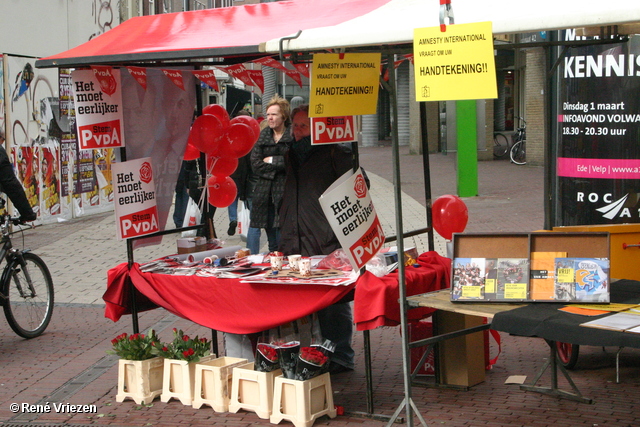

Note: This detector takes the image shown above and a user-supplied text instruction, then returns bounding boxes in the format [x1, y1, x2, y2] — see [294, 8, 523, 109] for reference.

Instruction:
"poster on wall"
[71, 68, 125, 150]
[5, 55, 59, 221]
[40, 142, 61, 218]
[94, 148, 115, 205]
[12, 146, 40, 217]
[112, 157, 159, 240]
[555, 33, 640, 225]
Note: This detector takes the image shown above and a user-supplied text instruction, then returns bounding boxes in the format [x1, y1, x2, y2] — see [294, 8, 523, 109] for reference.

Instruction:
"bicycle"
[0, 199, 54, 338]
[493, 132, 510, 159]
[510, 116, 527, 165]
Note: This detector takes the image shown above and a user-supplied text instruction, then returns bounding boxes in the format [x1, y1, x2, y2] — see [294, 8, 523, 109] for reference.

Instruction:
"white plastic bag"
[237, 200, 250, 240]
[181, 197, 201, 237]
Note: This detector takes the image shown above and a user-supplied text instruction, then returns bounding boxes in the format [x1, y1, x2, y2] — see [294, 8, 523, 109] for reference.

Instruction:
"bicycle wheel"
[3, 252, 54, 338]
[510, 140, 527, 165]
[493, 133, 509, 158]
[556, 342, 579, 370]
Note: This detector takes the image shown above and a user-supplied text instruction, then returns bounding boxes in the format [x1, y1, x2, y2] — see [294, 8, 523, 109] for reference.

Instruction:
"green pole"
[456, 100, 478, 197]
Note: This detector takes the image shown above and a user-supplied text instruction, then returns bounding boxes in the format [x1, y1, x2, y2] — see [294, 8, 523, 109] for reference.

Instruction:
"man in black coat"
[279, 105, 356, 374]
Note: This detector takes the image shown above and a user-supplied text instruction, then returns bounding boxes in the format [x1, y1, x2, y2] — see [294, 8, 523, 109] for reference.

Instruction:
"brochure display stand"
[450, 232, 610, 303]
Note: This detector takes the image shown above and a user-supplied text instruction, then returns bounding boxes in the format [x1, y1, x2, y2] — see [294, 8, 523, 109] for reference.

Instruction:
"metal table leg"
[519, 339, 593, 404]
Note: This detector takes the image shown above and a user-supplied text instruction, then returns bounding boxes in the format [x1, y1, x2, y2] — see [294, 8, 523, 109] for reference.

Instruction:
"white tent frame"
[261, 2, 640, 425]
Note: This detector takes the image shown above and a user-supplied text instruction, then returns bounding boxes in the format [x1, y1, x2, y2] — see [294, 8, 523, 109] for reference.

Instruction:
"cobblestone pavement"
[1, 145, 638, 427]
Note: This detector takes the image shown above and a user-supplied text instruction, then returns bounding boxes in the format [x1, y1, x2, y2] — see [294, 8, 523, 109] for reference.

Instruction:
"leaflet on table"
[240, 269, 358, 286]
[319, 167, 384, 271]
[580, 312, 640, 332]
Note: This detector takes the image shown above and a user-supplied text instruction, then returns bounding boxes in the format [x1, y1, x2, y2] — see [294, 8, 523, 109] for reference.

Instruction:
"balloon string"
[197, 156, 219, 213]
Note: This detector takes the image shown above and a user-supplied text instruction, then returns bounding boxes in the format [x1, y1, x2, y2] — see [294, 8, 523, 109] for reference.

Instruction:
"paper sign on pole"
[309, 53, 381, 117]
[71, 68, 126, 150]
[319, 168, 385, 271]
[112, 158, 160, 240]
[311, 116, 358, 145]
[413, 21, 497, 101]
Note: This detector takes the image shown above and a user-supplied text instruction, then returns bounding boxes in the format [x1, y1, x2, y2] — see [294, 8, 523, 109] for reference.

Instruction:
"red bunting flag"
[90, 65, 117, 96]
[245, 69, 265, 93]
[161, 69, 186, 91]
[192, 69, 220, 92]
[252, 56, 289, 73]
[291, 62, 310, 78]
[283, 68, 303, 88]
[126, 66, 148, 90]
[403, 53, 414, 64]
[215, 64, 255, 88]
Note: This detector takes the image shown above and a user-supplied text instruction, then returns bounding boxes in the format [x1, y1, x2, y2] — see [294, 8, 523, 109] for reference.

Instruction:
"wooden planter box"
[228, 362, 282, 419]
[116, 357, 164, 405]
[160, 354, 216, 405]
[271, 372, 336, 427]
[192, 356, 248, 412]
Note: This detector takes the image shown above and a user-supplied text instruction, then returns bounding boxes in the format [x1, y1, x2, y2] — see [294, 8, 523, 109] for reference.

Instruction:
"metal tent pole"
[384, 53, 428, 427]
[419, 102, 435, 252]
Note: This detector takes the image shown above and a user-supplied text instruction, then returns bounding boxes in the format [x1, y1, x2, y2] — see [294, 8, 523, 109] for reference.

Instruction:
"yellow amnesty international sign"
[309, 53, 381, 117]
[413, 21, 497, 102]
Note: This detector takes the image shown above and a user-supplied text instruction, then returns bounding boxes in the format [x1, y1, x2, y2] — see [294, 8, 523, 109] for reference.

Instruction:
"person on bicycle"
[0, 129, 37, 223]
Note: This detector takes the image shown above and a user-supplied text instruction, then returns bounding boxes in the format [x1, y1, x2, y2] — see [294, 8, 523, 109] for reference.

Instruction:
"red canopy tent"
[36, 0, 392, 68]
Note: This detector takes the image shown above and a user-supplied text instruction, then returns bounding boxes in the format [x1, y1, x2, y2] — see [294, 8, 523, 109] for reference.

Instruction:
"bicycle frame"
[0, 217, 35, 306]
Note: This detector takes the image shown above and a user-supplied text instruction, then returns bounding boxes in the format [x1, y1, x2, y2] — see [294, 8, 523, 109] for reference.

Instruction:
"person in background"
[249, 95, 292, 253]
[278, 105, 357, 374]
[173, 160, 190, 228]
[0, 129, 37, 222]
[227, 109, 250, 236]
[289, 96, 305, 110]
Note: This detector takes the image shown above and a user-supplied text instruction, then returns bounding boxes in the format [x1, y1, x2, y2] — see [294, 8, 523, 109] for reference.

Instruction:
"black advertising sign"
[556, 35, 640, 225]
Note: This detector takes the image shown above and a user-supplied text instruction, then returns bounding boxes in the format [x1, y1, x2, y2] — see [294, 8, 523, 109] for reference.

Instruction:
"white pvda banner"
[71, 67, 125, 150]
[112, 157, 159, 240]
[319, 168, 385, 270]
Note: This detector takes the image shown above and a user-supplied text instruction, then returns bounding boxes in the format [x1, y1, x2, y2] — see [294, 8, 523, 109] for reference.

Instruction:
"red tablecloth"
[353, 251, 451, 330]
[103, 251, 451, 333]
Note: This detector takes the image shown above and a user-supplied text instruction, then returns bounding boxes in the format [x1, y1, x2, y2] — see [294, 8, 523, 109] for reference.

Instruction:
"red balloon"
[224, 122, 257, 158]
[183, 142, 200, 161]
[206, 154, 238, 176]
[203, 104, 230, 129]
[230, 115, 261, 141]
[207, 175, 237, 208]
[191, 114, 224, 155]
[431, 195, 469, 240]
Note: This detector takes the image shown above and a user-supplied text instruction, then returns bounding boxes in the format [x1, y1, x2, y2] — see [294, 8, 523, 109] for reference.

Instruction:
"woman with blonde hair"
[248, 95, 292, 253]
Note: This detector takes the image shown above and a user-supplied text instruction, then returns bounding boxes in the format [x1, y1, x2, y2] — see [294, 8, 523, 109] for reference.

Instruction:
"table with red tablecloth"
[103, 251, 451, 333]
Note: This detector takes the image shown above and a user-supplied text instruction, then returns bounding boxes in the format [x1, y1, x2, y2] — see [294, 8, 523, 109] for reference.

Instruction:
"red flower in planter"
[151, 329, 212, 363]
[107, 330, 159, 361]
[300, 347, 328, 366]
[257, 343, 279, 362]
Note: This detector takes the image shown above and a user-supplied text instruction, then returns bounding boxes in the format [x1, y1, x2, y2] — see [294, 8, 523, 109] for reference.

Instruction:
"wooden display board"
[450, 232, 610, 303]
